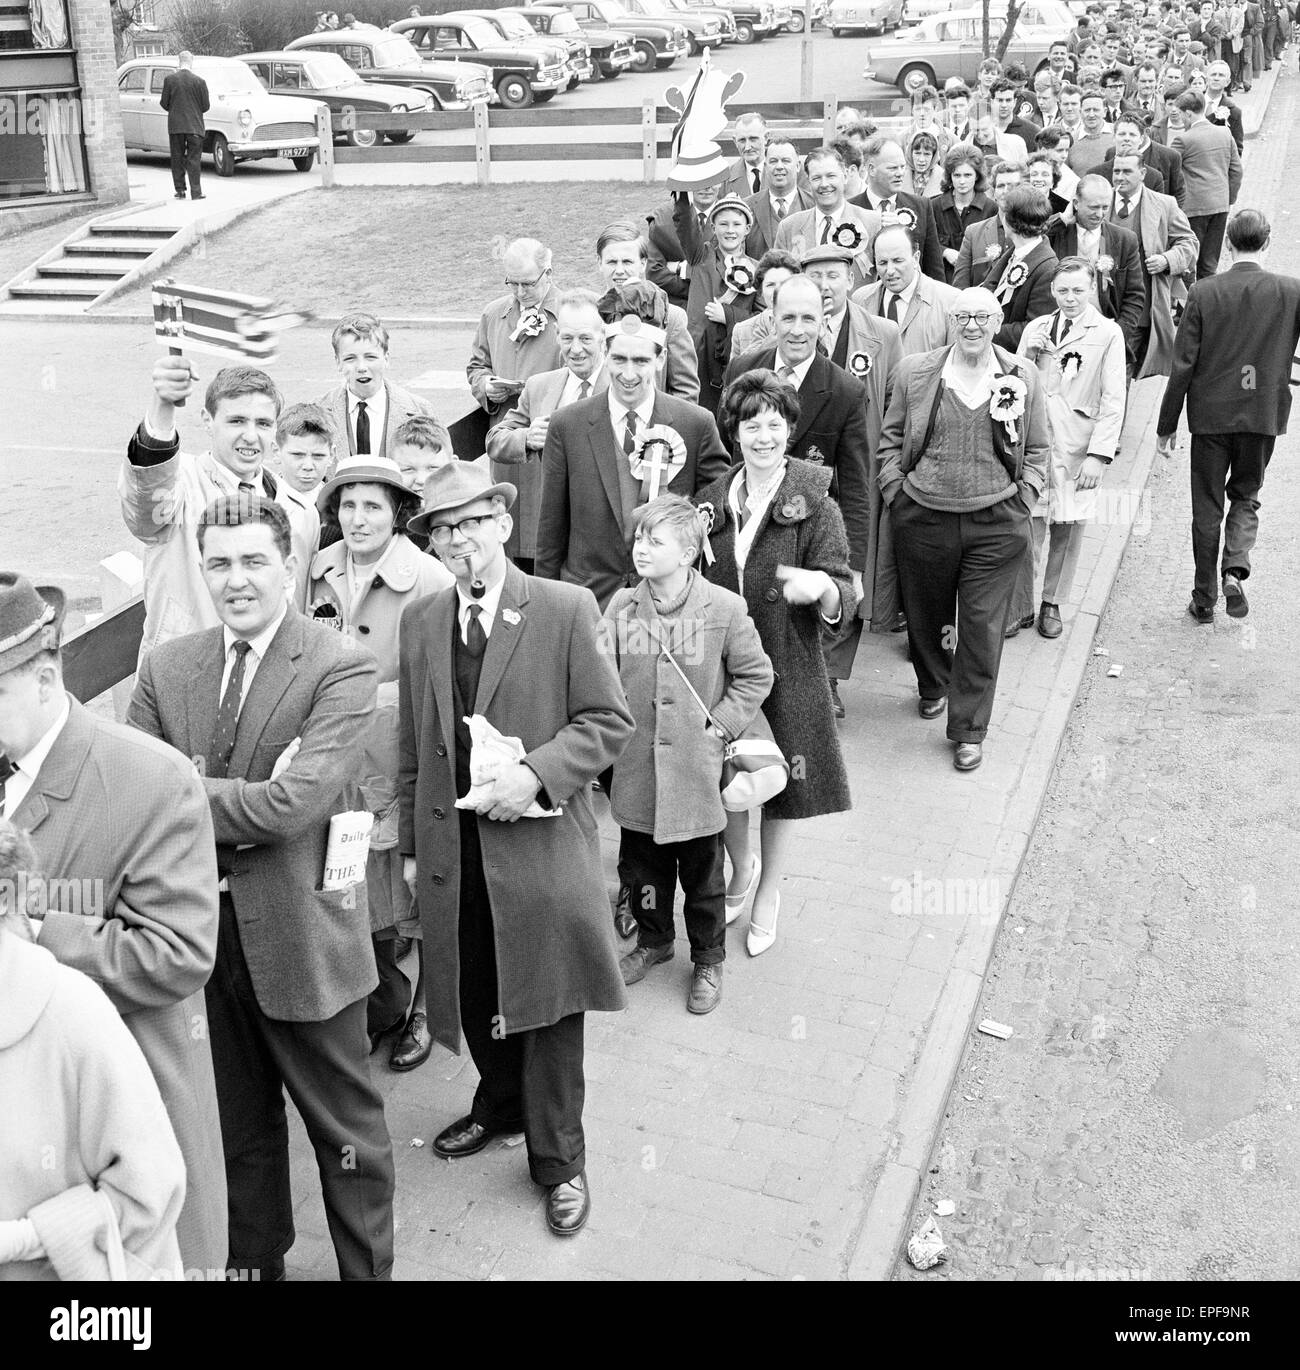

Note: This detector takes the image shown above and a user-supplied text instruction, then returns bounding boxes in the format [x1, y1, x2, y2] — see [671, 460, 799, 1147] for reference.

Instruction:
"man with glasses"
[877, 286, 1049, 773]
[399, 462, 634, 1237]
[468, 237, 563, 570]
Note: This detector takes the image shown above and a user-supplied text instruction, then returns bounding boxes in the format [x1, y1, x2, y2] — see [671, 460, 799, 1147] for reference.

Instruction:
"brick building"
[1, 0, 129, 230]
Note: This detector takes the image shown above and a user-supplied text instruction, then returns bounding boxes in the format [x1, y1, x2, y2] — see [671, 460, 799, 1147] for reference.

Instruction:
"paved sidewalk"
[895, 68, 1300, 1283]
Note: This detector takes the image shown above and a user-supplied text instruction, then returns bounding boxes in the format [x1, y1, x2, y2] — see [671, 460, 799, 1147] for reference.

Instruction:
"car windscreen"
[302, 54, 357, 87]
[375, 34, 425, 65]
[196, 61, 266, 95]
[548, 12, 582, 33]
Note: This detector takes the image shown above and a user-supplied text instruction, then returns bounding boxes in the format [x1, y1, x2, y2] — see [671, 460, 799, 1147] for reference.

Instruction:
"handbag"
[658, 642, 788, 812]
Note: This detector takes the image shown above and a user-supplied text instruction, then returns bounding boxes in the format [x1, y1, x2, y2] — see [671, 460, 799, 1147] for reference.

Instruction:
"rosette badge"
[509, 306, 549, 343]
[848, 351, 873, 379]
[1058, 349, 1084, 381]
[723, 260, 757, 295]
[629, 424, 688, 502]
[830, 222, 864, 252]
[990, 374, 1028, 443]
[888, 206, 917, 230]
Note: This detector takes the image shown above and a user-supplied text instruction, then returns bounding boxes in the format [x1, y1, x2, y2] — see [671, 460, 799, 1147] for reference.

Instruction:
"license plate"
[283, 146, 309, 157]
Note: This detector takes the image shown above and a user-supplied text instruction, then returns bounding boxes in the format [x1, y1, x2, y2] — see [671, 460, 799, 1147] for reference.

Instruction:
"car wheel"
[897, 62, 935, 95]
[631, 40, 656, 72]
[566, 75, 580, 90]
[211, 134, 235, 177]
[497, 74, 533, 108]
[384, 130, 415, 144]
[831, 27, 844, 38]
[600, 62, 621, 79]
[787, 12, 806, 32]
[687, 36, 701, 55]
[346, 128, 379, 148]
[735, 20, 755, 42]
[292, 151, 316, 172]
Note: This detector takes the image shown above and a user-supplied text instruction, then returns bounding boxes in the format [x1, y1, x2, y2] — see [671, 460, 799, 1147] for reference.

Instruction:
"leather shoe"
[1004, 612, 1036, 639]
[432, 1114, 518, 1159]
[389, 1010, 432, 1071]
[546, 1172, 590, 1236]
[173, 192, 186, 199]
[687, 962, 723, 1014]
[620, 942, 673, 984]
[918, 696, 946, 720]
[1187, 600, 1214, 625]
[1222, 574, 1249, 618]
[954, 742, 983, 771]
[1036, 602, 1063, 639]
[829, 679, 846, 719]
[612, 884, 637, 941]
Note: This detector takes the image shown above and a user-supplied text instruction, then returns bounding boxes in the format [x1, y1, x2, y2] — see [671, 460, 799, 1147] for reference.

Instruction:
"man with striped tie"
[744, 139, 815, 260]
[774, 147, 882, 290]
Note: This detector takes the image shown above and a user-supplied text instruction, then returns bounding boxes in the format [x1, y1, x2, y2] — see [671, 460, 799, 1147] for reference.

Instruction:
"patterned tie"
[209, 640, 251, 781]
[751, 166, 761, 194]
[880, 196, 894, 216]
[777, 363, 796, 385]
[1118, 194, 1131, 219]
[0, 754, 13, 818]
[886, 291, 902, 323]
[820, 216, 833, 245]
[622, 408, 638, 457]
[578, 380, 590, 400]
[463, 604, 486, 657]
[355, 400, 370, 454]
[774, 196, 787, 220]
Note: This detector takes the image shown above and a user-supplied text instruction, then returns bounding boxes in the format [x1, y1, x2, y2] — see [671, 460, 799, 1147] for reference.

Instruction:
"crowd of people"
[4, 0, 1300, 1284]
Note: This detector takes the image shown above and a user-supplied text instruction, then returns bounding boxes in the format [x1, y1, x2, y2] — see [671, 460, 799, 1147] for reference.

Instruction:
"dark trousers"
[206, 896, 395, 1280]
[620, 826, 725, 966]
[367, 929, 410, 1036]
[891, 492, 1030, 744]
[823, 616, 863, 681]
[1188, 212, 1229, 280]
[169, 131, 203, 195]
[457, 813, 585, 1187]
[1189, 431, 1274, 607]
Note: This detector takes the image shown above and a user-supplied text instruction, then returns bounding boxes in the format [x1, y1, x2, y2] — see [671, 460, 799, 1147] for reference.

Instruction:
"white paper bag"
[453, 715, 559, 818]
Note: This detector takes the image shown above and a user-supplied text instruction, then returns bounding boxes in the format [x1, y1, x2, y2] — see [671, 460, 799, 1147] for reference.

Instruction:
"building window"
[0, 90, 88, 198]
[0, 0, 70, 51]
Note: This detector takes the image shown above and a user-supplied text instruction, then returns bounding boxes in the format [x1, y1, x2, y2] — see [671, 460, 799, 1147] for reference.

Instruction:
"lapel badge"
[501, 607, 521, 626]
[804, 442, 825, 465]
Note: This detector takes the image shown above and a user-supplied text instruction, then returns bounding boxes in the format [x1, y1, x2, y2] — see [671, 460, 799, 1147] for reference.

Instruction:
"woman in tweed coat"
[693, 371, 856, 956]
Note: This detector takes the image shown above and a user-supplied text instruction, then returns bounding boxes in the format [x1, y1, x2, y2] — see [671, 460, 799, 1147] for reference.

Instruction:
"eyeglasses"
[951, 311, 996, 327]
[504, 267, 550, 290]
[426, 514, 498, 546]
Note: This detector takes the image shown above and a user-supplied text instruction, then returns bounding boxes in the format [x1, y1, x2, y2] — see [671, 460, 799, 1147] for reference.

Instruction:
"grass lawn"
[100, 183, 668, 318]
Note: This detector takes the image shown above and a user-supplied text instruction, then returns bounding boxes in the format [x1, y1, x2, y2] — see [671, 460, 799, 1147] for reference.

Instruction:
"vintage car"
[827, 0, 908, 37]
[620, 0, 728, 52]
[783, 0, 828, 32]
[116, 55, 322, 175]
[505, 6, 637, 81]
[391, 13, 569, 107]
[284, 29, 496, 111]
[560, 0, 690, 72]
[240, 50, 437, 148]
[461, 6, 591, 87]
[863, 1, 1074, 93]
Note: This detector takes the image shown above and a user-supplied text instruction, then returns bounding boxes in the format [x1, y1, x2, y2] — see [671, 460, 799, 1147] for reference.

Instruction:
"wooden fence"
[314, 97, 875, 186]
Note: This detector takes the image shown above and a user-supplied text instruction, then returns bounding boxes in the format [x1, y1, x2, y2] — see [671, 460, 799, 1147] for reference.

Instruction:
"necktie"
[820, 319, 836, 353]
[886, 291, 902, 323]
[623, 409, 638, 457]
[355, 400, 370, 454]
[238, 481, 255, 497]
[1118, 194, 1131, 218]
[578, 380, 591, 400]
[209, 640, 251, 781]
[774, 197, 787, 220]
[463, 604, 486, 657]
[1052, 312, 1065, 346]
[820, 216, 833, 245]
[751, 166, 761, 194]
[0, 754, 13, 818]
[777, 363, 796, 384]
[880, 196, 894, 216]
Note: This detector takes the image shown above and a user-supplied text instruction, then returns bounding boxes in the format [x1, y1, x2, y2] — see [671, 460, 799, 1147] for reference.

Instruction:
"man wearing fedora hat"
[399, 463, 633, 1236]
[535, 310, 730, 612]
[128, 496, 395, 1281]
[0, 572, 228, 1274]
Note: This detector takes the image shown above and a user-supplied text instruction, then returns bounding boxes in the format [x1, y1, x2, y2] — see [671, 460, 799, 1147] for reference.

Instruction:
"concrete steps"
[3, 215, 178, 307]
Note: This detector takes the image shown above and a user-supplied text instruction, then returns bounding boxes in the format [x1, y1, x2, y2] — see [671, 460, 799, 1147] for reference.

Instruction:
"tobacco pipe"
[459, 551, 485, 599]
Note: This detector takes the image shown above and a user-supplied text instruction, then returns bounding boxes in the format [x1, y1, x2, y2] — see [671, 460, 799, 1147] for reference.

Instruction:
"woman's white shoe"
[724, 854, 761, 926]
[746, 891, 780, 957]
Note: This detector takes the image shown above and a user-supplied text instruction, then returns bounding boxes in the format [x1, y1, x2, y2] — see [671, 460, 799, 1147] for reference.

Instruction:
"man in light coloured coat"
[856, 222, 961, 358]
[0, 573, 226, 1275]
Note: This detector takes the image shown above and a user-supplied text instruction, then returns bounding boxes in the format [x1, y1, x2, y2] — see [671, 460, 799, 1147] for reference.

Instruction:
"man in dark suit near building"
[399, 463, 633, 1236]
[160, 51, 209, 200]
[536, 311, 730, 609]
[850, 135, 946, 281]
[129, 493, 396, 1282]
[1049, 174, 1146, 368]
[1157, 210, 1300, 622]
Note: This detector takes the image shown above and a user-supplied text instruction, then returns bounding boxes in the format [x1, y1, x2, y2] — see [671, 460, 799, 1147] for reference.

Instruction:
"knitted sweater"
[904, 389, 1018, 512]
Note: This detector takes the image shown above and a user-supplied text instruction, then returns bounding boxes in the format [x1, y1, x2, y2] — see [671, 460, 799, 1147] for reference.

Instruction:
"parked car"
[863, 1, 1073, 93]
[117, 55, 322, 175]
[621, 0, 728, 53]
[391, 14, 569, 107]
[682, 0, 780, 41]
[784, 0, 828, 31]
[240, 50, 434, 148]
[828, 0, 907, 36]
[285, 29, 496, 111]
[661, 0, 740, 45]
[463, 6, 591, 87]
[560, 0, 690, 73]
[506, 6, 637, 81]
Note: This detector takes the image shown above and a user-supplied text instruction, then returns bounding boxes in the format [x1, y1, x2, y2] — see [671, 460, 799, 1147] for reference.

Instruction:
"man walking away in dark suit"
[400, 463, 634, 1236]
[129, 495, 395, 1282]
[161, 51, 209, 200]
[1158, 210, 1300, 622]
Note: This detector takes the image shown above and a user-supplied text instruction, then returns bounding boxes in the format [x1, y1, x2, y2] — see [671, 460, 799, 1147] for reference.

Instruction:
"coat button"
[433, 807, 445, 819]
[432, 873, 444, 886]
[357, 624, 370, 635]
[765, 587, 780, 603]
[436, 744, 447, 756]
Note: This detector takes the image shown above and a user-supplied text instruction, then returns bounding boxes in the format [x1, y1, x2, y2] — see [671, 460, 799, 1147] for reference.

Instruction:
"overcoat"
[1132, 188, 1199, 380]
[693, 460, 856, 822]
[13, 698, 225, 1274]
[397, 566, 634, 1052]
[602, 573, 773, 844]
